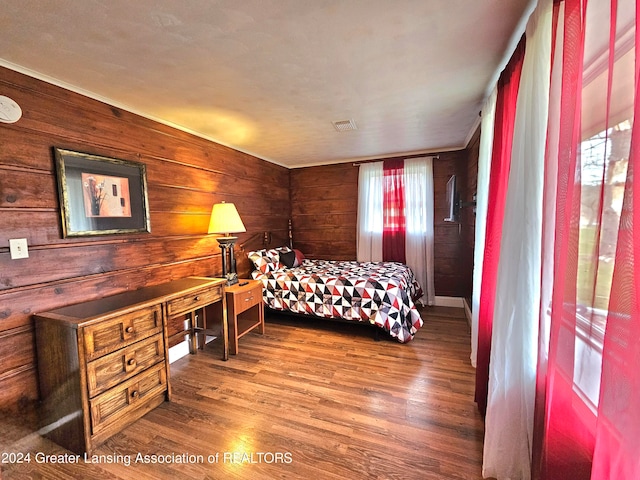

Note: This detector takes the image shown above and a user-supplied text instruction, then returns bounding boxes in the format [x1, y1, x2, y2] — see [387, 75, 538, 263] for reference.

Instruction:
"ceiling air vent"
[332, 119, 358, 132]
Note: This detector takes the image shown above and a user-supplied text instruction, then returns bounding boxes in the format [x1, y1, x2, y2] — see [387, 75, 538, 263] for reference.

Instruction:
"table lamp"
[208, 201, 246, 285]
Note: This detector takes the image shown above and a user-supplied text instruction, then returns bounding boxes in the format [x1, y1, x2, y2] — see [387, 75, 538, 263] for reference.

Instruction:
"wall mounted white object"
[9, 238, 29, 259]
[0, 95, 22, 123]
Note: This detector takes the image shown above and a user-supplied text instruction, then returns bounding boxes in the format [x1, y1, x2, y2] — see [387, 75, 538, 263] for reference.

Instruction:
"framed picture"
[53, 148, 151, 237]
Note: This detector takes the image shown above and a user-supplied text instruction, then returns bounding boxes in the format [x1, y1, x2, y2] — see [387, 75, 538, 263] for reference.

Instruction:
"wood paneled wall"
[462, 127, 481, 306]
[290, 148, 476, 298]
[290, 163, 358, 259]
[432, 150, 472, 297]
[0, 66, 290, 410]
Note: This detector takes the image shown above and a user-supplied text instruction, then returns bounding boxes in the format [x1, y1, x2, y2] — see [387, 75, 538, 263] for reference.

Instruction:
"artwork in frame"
[53, 148, 151, 237]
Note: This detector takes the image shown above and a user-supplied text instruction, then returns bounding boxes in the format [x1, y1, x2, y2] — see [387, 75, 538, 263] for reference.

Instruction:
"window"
[572, 1, 634, 408]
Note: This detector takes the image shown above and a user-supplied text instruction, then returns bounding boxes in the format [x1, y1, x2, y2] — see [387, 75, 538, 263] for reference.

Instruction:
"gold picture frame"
[54, 148, 151, 237]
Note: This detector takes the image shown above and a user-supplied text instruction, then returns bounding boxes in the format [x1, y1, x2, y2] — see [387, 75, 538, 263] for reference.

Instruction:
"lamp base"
[225, 272, 239, 286]
[215, 236, 238, 246]
[216, 236, 239, 286]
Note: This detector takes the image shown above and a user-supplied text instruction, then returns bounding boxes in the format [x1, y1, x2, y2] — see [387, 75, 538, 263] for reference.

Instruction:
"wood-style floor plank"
[0, 306, 485, 479]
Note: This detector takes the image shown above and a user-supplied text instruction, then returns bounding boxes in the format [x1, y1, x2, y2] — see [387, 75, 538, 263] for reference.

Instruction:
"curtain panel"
[475, 35, 527, 417]
[382, 159, 407, 264]
[405, 157, 436, 307]
[471, 87, 498, 368]
[356, 162, 384, 262]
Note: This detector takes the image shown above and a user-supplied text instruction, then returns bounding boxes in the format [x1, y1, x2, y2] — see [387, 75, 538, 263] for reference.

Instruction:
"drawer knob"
[194, 296, 200, 302]
[126, 326, 134, 333]
[128, 359, 136, 366]
[131, 390, 139, 398]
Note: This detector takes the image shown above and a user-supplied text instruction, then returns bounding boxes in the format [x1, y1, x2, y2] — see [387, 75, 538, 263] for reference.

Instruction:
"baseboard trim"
[434, 296, 465, 308]
[168, 341, 190, 364]
[463, 298, 472, 327]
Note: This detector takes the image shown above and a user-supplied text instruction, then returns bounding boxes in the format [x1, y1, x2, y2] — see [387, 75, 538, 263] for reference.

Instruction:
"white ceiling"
[0, 0, 533, 168]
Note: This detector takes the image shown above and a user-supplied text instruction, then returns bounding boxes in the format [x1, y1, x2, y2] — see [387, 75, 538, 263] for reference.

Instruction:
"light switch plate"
[9, 238, 29, 259]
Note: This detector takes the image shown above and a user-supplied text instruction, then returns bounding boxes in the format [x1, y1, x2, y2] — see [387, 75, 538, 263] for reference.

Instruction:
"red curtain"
[474, 37, 526, 416]
[589, 0, 640, 475]
[591, 85, 640, 479]
[383, 159, 406, 264]
[535, 0, 591, 476]
[533, 0, 639, 478]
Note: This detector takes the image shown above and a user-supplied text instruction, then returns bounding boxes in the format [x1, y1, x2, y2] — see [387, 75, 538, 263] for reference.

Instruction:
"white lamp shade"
[208, 202, 246, 235]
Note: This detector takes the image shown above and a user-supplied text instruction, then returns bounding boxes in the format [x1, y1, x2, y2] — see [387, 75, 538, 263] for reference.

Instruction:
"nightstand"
[226, 279, 264, 354]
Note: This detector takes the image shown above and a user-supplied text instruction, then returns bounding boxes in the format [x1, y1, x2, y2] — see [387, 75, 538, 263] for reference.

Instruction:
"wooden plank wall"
[290, 163, 358, 259]
[0, 66, 290, 410]
[290, 148, 476, 298]
[433, 150, 472, 297]
[461, 128, 481, 306]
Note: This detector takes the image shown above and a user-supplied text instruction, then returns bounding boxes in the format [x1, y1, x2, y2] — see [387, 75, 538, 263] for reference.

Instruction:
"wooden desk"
[34, 276, 226, 454]
[226, 279, 265, 355]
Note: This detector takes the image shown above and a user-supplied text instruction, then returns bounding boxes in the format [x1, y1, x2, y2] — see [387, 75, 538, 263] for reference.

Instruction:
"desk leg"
[188, 310, 198, 354]
[198, 308, 206, 350]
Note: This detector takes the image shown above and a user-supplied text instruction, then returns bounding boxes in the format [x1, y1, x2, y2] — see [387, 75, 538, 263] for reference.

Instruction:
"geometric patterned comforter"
[251, 259, 424, 343]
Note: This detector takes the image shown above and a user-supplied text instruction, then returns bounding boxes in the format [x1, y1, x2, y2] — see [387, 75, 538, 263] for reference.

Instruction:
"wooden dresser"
[34, 276, 225, 454]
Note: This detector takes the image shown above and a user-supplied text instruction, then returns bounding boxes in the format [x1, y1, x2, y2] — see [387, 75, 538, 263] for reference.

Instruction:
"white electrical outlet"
[9, 238, 29, 259]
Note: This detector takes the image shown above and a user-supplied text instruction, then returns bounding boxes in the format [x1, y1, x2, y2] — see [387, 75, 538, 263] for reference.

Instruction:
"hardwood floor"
[0, 307, 485, 479]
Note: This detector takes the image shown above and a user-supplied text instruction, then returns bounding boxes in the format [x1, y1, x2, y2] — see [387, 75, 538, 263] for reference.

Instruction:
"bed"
[248, 247, 424, 343]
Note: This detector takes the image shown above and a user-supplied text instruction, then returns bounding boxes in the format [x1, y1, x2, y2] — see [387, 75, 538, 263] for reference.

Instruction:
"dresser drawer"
[232, 285, 262, 312]
[83, 304, 163, 361]
[89, 363, 167, 435]
[86, 334, 165, 398]
[166, 284, 223, 318]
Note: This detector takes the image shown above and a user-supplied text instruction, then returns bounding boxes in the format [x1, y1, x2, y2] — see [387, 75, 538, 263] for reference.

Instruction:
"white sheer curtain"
[471, 87, 497, 368]
[356, 162, 383, 262]
[482, 0, 552, 478]
[405, 157, 435, 306]
[536, 0, 563, 381]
